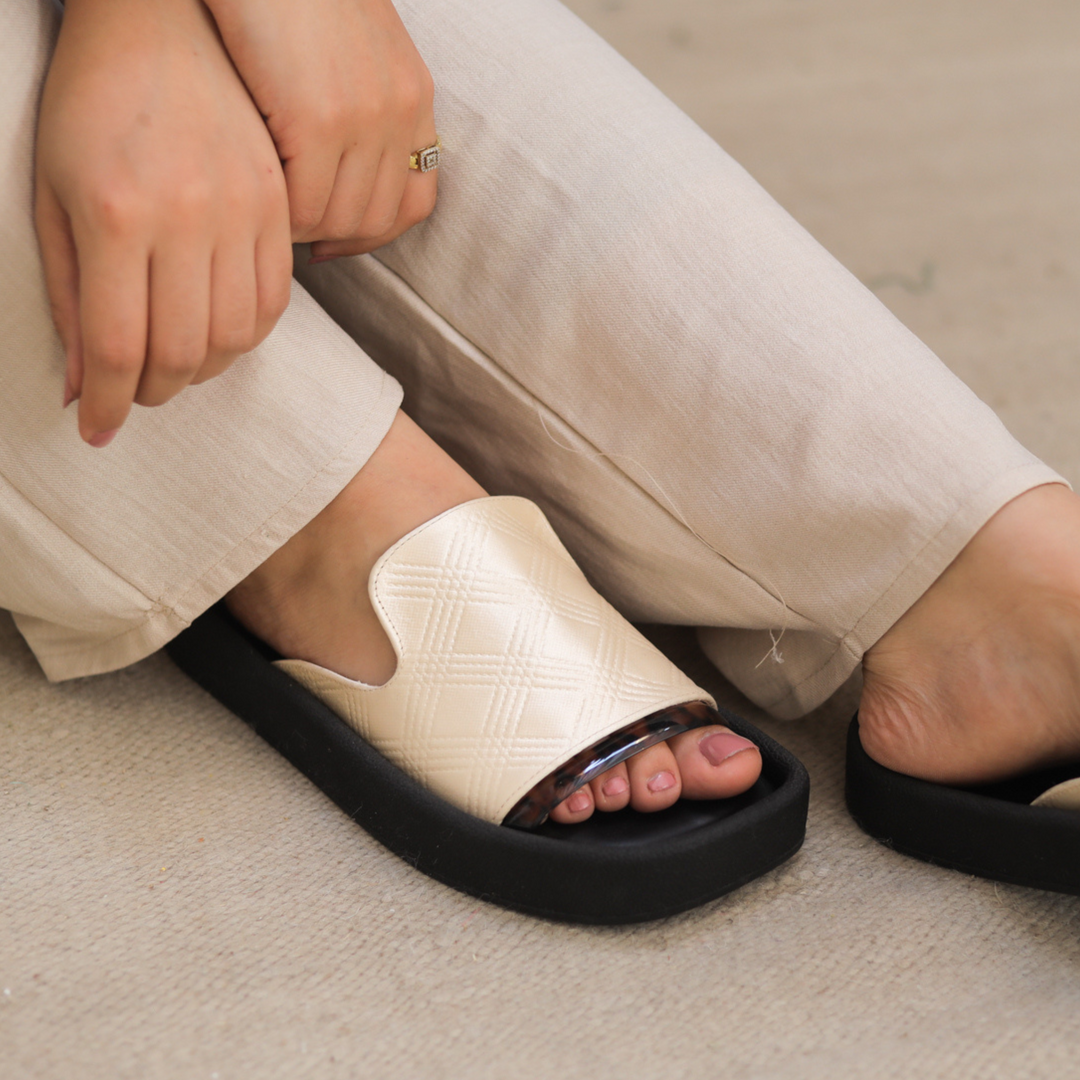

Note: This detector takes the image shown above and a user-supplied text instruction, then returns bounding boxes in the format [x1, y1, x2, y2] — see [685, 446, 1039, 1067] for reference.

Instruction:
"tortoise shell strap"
[503, 700, 720, 828]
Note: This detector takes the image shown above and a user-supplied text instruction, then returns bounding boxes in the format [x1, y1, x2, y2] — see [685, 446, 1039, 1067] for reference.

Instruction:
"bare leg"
[226, 410, 762, 824]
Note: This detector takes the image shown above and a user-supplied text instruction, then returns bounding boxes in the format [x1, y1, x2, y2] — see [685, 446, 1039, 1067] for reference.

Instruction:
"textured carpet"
[3, 1, 1080, 1077]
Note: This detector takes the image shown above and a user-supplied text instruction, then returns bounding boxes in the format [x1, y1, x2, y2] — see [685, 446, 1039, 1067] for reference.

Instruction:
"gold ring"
[409, 137, 442, 173]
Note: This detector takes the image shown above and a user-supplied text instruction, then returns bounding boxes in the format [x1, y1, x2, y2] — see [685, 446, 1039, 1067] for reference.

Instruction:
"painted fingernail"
[88, 429, 119, 449]
[602, 775, 628, 797]
[307, 254, 341, 265]
[647, 770, 676, 793]
[566, 790, 591, 813]
[699, 732, 757, 767]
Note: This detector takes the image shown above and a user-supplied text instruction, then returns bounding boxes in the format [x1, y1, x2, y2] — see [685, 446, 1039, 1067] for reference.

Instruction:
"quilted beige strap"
[275, 497, 713, 824]
[1032, 777, 1080, 810]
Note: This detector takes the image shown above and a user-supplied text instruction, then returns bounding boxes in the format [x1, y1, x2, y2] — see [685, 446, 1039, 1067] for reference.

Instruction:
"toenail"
[566, 790, 591, 813]
[602, 775, 628, 797]
[647, 771, 676, 793]
[699, 732, 757, 767]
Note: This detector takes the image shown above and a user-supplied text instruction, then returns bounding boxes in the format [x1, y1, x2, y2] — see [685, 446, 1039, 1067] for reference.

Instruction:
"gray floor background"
[3, 1, 1080, 1076]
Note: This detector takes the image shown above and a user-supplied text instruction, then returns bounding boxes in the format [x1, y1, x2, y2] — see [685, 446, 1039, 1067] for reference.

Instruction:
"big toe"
[546, 723, 761, 824]
[670, 726, 761, 799]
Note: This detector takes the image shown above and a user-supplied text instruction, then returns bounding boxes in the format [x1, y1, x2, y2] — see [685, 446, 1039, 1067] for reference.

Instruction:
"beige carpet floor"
[3, 1, 1080, 1077]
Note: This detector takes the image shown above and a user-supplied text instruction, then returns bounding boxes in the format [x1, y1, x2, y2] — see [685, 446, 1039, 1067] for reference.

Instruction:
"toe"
[548, 783, 595, 824]
[626, 741, 682, 812]
[590, 763, 631, 811]
[669, 725, 761, 799]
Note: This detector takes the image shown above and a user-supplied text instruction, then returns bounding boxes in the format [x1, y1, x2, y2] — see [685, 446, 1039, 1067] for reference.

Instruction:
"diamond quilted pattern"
[275, 497, 713, 823]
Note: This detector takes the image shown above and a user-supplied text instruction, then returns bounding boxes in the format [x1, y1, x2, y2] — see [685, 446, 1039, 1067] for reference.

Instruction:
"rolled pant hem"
[758, 462, 1068, 720]
[19, 373, 403, 683]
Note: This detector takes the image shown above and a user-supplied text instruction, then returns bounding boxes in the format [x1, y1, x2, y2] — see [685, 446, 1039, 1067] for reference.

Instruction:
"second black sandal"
[846, 715, 1080, 896]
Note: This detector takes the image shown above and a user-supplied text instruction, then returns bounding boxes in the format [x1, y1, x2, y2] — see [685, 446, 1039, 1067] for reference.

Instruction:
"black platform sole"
[165, 604, 809, 924]
[846, 716, 1080, 896]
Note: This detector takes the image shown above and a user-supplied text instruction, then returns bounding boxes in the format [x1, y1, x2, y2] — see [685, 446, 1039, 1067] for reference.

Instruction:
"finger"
[191, 238, 257, 383]
[34, 181, 84, 405]
[252, 211, 293, 347]
[354, 145, 411, 241]
[134, 237, 211, 407]
[283, 143, 345, 243]
[74, 229, 149, 445]
[397, 167, 439, 227]
[314, 145, 381, 241]
[309, 168, 437, 260]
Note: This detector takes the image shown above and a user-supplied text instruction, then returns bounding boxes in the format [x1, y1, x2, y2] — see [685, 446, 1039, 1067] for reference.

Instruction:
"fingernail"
[87, 429, 118, 449]
[307, 254, 341, 265]
[699, 732, 757, 767]
[601, 775, 628, 797]
[62, 374, 75, 409]
[647, 770, 676, 793]
[566, 790, 591, 813]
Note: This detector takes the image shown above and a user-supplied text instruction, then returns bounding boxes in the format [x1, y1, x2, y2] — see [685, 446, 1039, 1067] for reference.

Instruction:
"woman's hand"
[35, 0, 293, 447]
[205, 0, 438, 260]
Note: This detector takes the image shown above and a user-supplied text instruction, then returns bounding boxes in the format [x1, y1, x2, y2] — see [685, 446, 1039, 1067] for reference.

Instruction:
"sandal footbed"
[165, 604, 809, 924]
[846, 716, 1080, 895]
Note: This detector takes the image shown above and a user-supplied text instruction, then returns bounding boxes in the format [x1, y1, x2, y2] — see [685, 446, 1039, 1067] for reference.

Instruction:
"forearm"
[60, 0, 214, 37]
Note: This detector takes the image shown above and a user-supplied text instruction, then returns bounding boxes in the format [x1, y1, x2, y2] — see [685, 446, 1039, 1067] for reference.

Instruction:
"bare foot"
[860, 483, 1080, 785]
[227, 410, 762, 823]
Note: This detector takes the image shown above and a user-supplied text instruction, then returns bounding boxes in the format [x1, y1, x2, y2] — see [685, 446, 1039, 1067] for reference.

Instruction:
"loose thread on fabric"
[535, 407, 788, 667]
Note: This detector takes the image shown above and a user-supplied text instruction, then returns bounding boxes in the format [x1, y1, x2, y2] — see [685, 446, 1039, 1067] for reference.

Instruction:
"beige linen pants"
[0, 0, 1063, 719]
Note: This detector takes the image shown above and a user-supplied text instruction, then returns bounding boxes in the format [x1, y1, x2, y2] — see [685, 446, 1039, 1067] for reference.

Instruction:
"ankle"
[956, 484, 1080, 596]
[225, 411, 486, 683]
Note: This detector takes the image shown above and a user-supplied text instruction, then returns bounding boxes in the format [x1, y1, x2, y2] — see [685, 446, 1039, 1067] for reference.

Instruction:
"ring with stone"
[409, 137, 442, 173]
